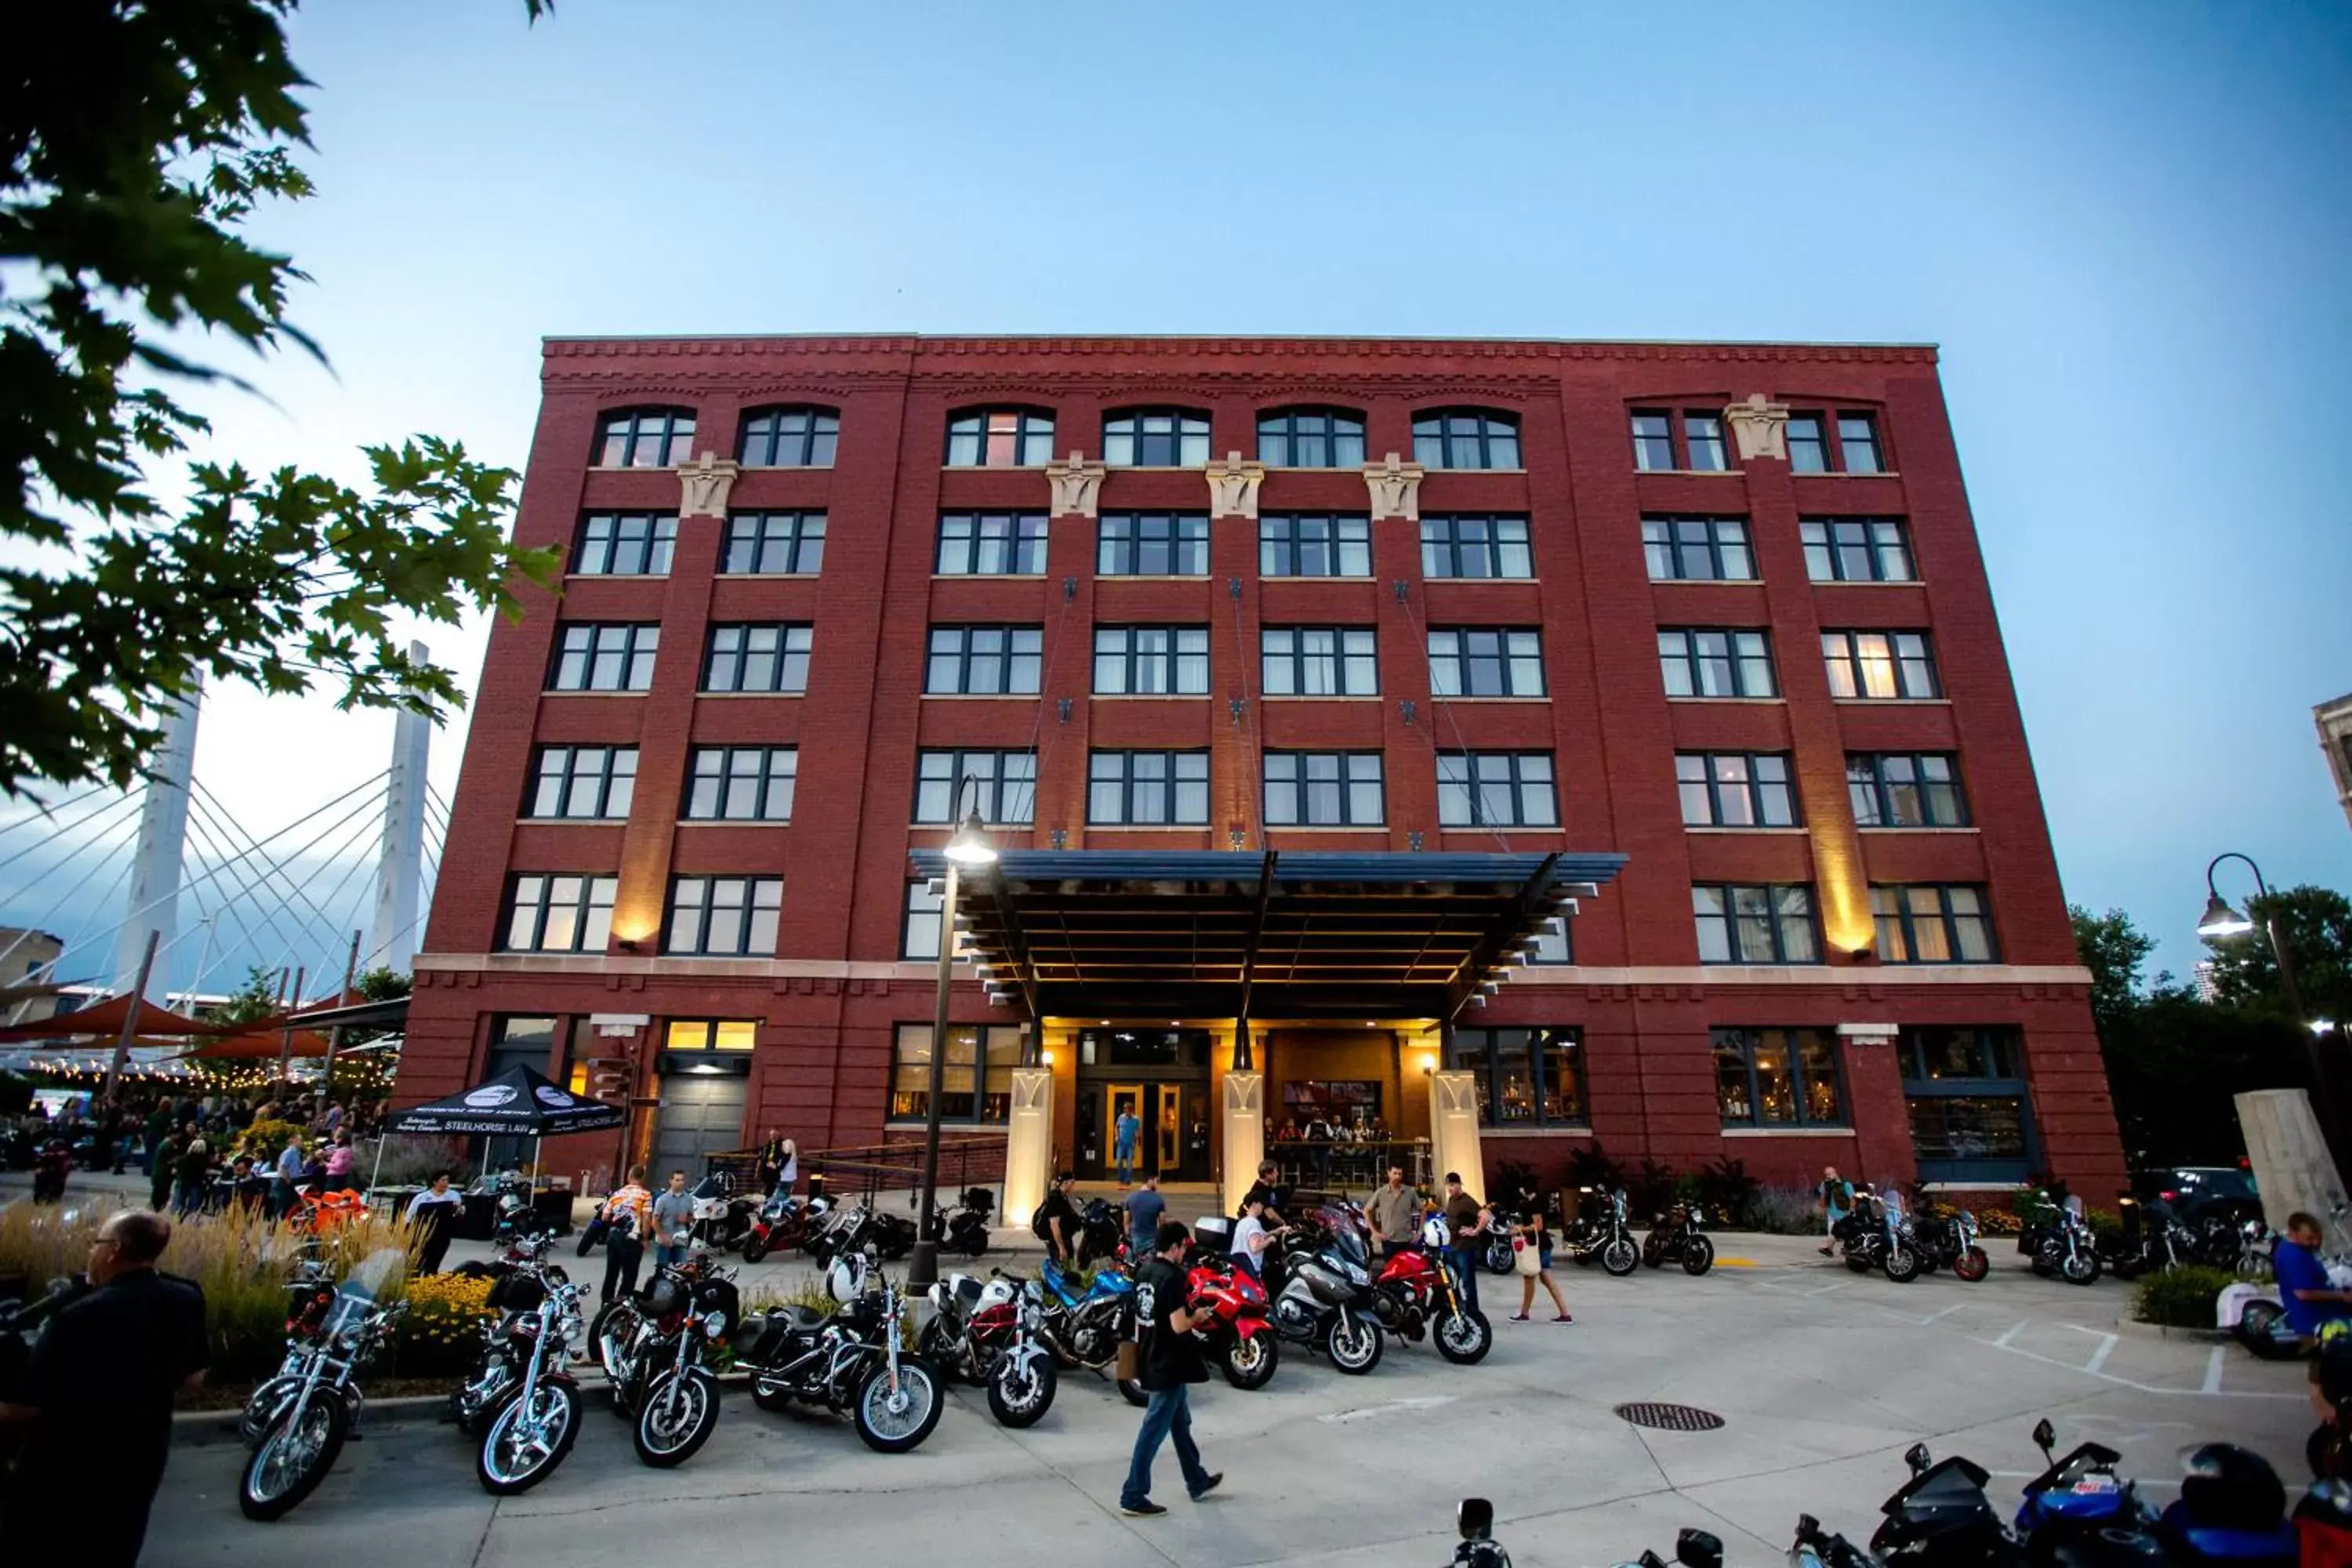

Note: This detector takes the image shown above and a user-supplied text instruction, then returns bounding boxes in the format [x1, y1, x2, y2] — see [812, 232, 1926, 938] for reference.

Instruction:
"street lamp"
[2198, 850, 2338, 1165]
[909, 795, 997, 1289]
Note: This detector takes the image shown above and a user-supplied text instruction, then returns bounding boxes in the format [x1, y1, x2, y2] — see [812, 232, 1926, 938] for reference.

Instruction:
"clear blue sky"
[13, 1, 2351, 994]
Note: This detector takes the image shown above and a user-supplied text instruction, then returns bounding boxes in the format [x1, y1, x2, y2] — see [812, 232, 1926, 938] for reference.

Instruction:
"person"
[1367, 1164, 1420, 1260]
[1113, 1100, 1142, 1187]
[1442, 1171, 1486, 1313]
[1119, 1220, 1222, 1518]
[172, 1128, 212, 1218]
[1125, 1171, 1166, 1258]
[324, 1101, 343, 1134]
[0, 1208, 208, 1564]
[323, 1130, 356, 1192]
[2278, 1211, 2351, 1338]
[406, 1171, 466, 1275]
[1505, 1186, 1571, 1323]
[142, 1099, 171, 1175]
[1033, 1171, 1080, 1263]
[757, 1130, 798, 1196]
[599, 1165, 653, 1302]
[148, 1122, 184, 1213]
[1239, 1161, 1287, 1227]
[271, 1131, 304, 1221]
[1229, 1195, 1272, 1279]
[651, 1169, 696, 1269]
[1817, 1165, 1854, 1258]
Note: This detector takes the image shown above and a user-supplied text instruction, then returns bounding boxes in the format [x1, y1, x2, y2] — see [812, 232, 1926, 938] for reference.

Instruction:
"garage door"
[651, 1074, 747, 1181]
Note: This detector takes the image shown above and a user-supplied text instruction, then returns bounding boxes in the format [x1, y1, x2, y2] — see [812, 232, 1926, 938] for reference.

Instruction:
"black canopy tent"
[372, 1062, 626, 1202]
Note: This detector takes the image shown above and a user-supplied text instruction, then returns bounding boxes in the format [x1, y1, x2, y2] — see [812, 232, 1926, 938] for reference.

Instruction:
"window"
[595, 408, 694, 468]
[739, 406, 837, 467]
[890, 1024, 1023, 1122]
[1786, 414, 1828, 473]
[903, 879, 949, 960]
[573, 514, 676, 576]
[1413, 409, 1521, 470]
[1103, 408, 1210, 466]
[1631, 411, 1675, 471]
[1264, 752, 1385, 826]
[702, 623, 813, 694]
[1098, 512, 1209, 575]
[1642, 517, 1753, 582]
[1450, 1026, 1587, 1126]
[1428, 629, 1545, 698]
[1872, 884, 1997, 964]
[1088, 750, 1210, 825]
[666, 1019, 757, 1051]
[1838, 413, 1885, 473]
[1094, 626, 1209, 695]
[936, 512, 1047, 575]
[683, 747, 797, 821]
[1902, 1025, 2019, 1083]
[549, 624, 659, 691]
[1259, 514, 1370, 577]
[723, 512, 826, 575]
[1822, 630, 1940, 699]
[1258, 408, 1365, 468]
[946, 408, 1054, 467]
[501, 873, 617, 953]
[914, 750, 1036, 824]
[1802, 518, 1913, 583]
[1848, 753, 1967, 828]
[1436, 753, 1559, 828]
[1692, 884, 1819, 964]
[485, 1016, 560, 1082]
[1683, 412, 1728, 472]
[1714, 1027, 1845, 1126]
[1675, 753, 1797, 828]
[927, 626, 1043, 695]
[525, 746, 638, 819]
[1528, 913, 1573, 964]
[664, 876, 782, 956]
[1261, 627, 1378, 696]
[1421, 515, 1533, 579]
[1903, 1025, 2032, 1182]
[1657, 628, 1776, 698]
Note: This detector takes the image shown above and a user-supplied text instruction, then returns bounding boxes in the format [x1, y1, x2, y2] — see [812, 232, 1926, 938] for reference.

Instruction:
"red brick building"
[404, 333, 2124, 1203]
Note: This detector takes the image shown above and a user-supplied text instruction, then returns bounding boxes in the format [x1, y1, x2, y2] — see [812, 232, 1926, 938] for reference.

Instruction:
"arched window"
[594, 407, 695, 468]
[1411, 408, 1521, 471]
[1102, 408, 1210, 467]
[945, 407, 1055, 467]
[1257, 407, 1366, 468]
[739, 406, 838, 466]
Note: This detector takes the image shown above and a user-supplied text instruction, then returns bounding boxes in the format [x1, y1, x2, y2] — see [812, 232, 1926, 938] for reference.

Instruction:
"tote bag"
[1512, 1234, 1541, 1276]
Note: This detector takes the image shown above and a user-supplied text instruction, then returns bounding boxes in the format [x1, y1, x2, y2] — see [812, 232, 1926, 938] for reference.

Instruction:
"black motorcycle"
[1563, 1188, 1642, 1276]
[448, 1241, 581, 1436]
[593, 1254, 737, 1467]
[239, 1250, 408, 1520]
[1262, 1209, 1385, 1374]
[735, 1250, 944, 1452]
[474, 1273, 588, 1494]
[919, 1268, 1058, 1427]
[1911, 1206, 1991, 1282]
[1835, 1187, 1923, 1283]
[928, 1186, 995, 1258]
[1072, 1196, 1127, 1266]
[1640, 1203, 1716, 1276]
[1451, 1498, 1512, 1568]
[2102, 1195, 2194, 1282]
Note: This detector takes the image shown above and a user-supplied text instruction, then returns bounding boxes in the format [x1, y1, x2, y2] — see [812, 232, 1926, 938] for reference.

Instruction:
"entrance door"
[1156, 1091, 1181, 1174]
[1104, 1085, 1145, 1177]
[652, 1073, 746, 1181]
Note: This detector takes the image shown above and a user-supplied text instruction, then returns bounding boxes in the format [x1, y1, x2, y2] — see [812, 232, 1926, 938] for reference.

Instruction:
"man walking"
[1817, 1165, 1853, 1258]
[1033, 1171, 1080, 1263]
[651, 1169, 695, 1269]
[1367, 1164, 1419, 1259]
[600, 1165, 653, 1302]
[1442, 1171, 1486, 1312]
[1124, 1171, 1166, 1258]
[1113, 1100, 1142, 1187]
[1120, 1220, 1222, 1518]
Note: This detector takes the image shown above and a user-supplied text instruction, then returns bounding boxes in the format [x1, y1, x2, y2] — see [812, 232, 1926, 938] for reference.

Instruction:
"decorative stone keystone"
[1044, 450, 1106, 518]
[1204, 450, 1266, 518]
[1361, 451, 1425, 522]
[677, 452, 739, 519]
[1723, 393, 1791, 463]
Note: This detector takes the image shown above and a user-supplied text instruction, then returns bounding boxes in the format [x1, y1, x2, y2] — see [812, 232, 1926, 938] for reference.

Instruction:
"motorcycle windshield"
[1323, 1220, 1367, 1267]
[1885, 1456, 1994, 1518]
[328, 1249, 404, 1334]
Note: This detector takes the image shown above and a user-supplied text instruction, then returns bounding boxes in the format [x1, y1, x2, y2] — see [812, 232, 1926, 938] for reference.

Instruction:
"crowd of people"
[8, 1087, 389, 1217]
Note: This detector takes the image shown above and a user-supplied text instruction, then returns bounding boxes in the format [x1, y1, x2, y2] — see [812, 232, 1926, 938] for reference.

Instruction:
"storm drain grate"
[1613, 1402, 1726, 1432]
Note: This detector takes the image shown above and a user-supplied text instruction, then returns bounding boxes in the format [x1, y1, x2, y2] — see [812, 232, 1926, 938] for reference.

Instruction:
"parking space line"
[2083, 1334, 2119, 1376]
[1915, 1303, 1965, 1326]
[1994, 1319, 2030, 1347]
[2203, 1346, 2227, 1394]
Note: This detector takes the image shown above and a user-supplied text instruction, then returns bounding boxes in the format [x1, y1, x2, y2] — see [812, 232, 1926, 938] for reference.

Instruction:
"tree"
[2071, 905, 2157, 1035]
[2, 0, 557, 798]
[2204, 884, 2352, 1025]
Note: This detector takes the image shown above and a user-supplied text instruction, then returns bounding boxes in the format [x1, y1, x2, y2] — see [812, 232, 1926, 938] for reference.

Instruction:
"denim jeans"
[1122, 1383, 1210, 1508]
[655, 1242, 688, 1269]
[1446, 1247, 1479, 1311]
[1116, 1144, 1136, 1184]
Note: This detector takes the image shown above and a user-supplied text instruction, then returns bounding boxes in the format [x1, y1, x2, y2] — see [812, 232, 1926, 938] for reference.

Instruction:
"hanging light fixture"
[943, 806, 998, 866]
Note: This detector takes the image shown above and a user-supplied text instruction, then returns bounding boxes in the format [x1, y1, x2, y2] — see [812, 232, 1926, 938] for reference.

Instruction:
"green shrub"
[1696, 1157, 1762, 1227]
[2133, 1265, 2235, 1328]
[1750, 1186, 1823, 1235]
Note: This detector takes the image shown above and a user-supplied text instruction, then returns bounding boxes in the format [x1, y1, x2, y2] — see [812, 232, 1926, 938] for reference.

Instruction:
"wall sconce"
[1400, 699, 1417, 727]
[1051, 828, 1068, 849]
[1041, 1049, 1056, 1066]
[1229, 826, 1247, 850]
[1408, 830, 1423, 851]
[1057, 697, 1073, 723]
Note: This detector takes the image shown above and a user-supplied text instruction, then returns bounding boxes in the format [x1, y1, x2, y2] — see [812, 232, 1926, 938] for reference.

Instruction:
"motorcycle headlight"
[704, 1312, 729, 1339]
[1341, 1261, 1368, 1287]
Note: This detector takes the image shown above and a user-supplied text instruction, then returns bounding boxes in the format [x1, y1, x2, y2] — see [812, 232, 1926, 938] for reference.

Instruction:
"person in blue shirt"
[2275, 1212, 2351, 1338]
[1114, 1102, 1142, 1187]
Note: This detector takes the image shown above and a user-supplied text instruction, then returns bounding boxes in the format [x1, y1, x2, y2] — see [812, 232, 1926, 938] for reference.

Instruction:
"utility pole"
[276, 964, 306, 1088]
[103, 929, 158, 1106]
[114, 678, 202, 1000]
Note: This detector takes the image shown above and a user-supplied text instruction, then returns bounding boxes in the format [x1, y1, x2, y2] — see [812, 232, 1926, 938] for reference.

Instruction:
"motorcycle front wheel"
[740, 1233, 771, 1264]
[1221, 1331, 1279, 1390]
[240, 1392, 350, 1521]
[1954, 1247, 1991, 1283]
[1326, 1314, 1385, 1374]
[986, 1352, 1058, 1428]
[1482, 1239, 1515, 1276]
[1600, 1236, 1639, 1277]
[239, 1374, 302, 1446]
[477, 1382, 580, 1495]
[1882, 1244, 1922, 1283]
[1680, 1236, 1715, 1277]
[633, 1370, 719, 1467]
[853, 1358, 943, 1453]
[2060, 1250, 2100, 1287]
[1432, 1308, 1492, 1365]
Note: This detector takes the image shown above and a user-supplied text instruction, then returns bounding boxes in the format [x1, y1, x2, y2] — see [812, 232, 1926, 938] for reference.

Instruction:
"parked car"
[2134, 1165, 2262, 1229]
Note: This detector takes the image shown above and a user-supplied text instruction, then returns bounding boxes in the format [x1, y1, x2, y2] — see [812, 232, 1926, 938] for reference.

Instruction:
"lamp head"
[2197, 892, 2254, 938]
[943, 806, 998, 866]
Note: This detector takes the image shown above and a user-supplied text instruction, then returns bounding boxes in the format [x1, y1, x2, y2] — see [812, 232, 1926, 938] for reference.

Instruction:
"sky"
[5, 0, 2350, 996]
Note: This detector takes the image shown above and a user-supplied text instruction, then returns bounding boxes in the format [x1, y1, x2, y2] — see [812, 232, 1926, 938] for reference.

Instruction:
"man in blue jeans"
[651, 1170, 697, 1269]
[1120, 1221, 1223, 1518]
[1114, 1102, 1142, 1187]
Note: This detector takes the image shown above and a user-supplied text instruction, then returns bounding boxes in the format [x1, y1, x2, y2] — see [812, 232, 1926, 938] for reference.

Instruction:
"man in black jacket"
[1119, 1221, 1223, 1518]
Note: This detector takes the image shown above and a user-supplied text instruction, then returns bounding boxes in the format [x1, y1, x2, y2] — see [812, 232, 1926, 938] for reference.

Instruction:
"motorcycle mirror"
[1904, 1442, 1932, 1474]
[1457, 1498, 1494, 1541]
[2031, 1418, 2056, 1457]
[1675, 1527, 1723, 1568]
[1795, 1513, 1820, 1537]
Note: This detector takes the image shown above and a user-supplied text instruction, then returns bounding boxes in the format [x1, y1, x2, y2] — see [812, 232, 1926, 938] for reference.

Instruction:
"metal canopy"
[908, 849, 1627, 1022]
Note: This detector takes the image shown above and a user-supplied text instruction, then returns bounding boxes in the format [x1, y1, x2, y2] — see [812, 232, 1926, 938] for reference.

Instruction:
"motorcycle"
[1033, 1254, 1149, 1405]
[1613, 1526, 1723, 1568]
[1641, 1203, 1717, 1276]
[1835, 1188, 1922, 1283]
[806, 1200, 916, 1266]
[929, 1185, 995, 1258]
[1073, 1196, 1127, 1266]
[474, 1273, 588, 1494]
[920, 1267, 1058, 1426]
[735, 1250, 945, 1451]
[1451, 1497, 1513, 1568]
[687, 1172, 758, 1253]
[2103, 1195, 2194, 1282]
[741, 1189, 811, 1263]
[1562, 1189, 1642, 1276]
[239, 1258, 343, 1443]
[1261, 1207, 1385, 1374]
[239, 1250, 408, 1521]
[1184, 1256, 1280, 1388]
[1370, 1240, 1492, 1363]
[593, 1252, 738, 1466]
[448, 1242, 582, 1436]
[1910, 1206, 1991, 1283]
[2018, 1191, 2102, 1286]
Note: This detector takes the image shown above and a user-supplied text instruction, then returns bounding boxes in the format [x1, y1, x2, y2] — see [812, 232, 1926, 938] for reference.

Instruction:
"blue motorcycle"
[1034, 1258, 1147, 1406]
[2012, 1420, 2296, 1566]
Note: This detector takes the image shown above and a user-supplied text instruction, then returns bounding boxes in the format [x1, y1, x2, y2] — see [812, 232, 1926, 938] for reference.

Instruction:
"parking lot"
[138, 1237, 2316, 1568]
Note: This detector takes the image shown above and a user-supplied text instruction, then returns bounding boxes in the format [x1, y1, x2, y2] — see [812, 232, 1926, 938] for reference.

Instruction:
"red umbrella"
[179, 1029, 335, 1061]
[0, 993, 212, 1044]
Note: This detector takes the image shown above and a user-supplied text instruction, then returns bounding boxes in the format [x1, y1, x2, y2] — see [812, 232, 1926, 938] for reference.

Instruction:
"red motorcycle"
[1185, 1259, 1279, 1389]
[1368, 1246, 1493, 1364]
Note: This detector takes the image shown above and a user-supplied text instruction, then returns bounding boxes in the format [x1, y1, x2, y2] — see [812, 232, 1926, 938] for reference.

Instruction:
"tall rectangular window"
[1675, 753, 1797, 828]
[549, 624, 659, 691]
[574, 514, 677, 575]
[1258, 408, 1366, 468]
[1848, 753, 1968, 828]
[595, 408, 694, 468]
[664, 876, 782, 956]
[723, 512, 826, 574]
[913, 750, 1037, 824]
[1261, 627, 1377, 696]
[702, 623, 813, 694]
[501, 873, 617, 953]
[903, 879, 948, 960]
[1088, 751, 1210, 824]
[946, 409, 1054, 467]
[925, 626, 1042, 695]
[1692, 884, 1819, 964]
[1801, 518, 1913, 582]
[1449, 1026, 1587, 1127]
[1786, 413, 1828, 473]
[1098, 513, 1209, 575]
[1428, 629, 1545, 697]
[1657, 629, 1776, 698]
[1630, 411, 1675, 471]
[1822, 630, 1940, 699]
[525, 746, 638, 819]
[1529, 913, 1573, 964]
[1420, 515, 1534, 579]
[936, 513, 1048, 575]
[1094, 626, 1209, 695]
[739, 407, 837, 466]
[1103, 410, 1210, 466]
[1264, 752, 1385, 826]
[1436, 753, 1558, 828]
[682, 747, 797, 821]
[1259, 514, 1370, 577]
[1683, 412, 1728, 471]
[1714, 1027, 1845, 1126]
[1642, 517, 1754, 581]
[1873, 884, 1998, 964]
[890, 1024, 1023, 1122]
[1413, 411, 1520, 470]
[1838, 413, 1885, 473]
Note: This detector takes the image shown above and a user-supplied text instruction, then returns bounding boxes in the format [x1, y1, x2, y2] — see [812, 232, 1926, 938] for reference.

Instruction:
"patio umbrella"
[176, 1029, 336, 1060]
[375, 1062, 624, 1195]
[0, 992, 212, 1044]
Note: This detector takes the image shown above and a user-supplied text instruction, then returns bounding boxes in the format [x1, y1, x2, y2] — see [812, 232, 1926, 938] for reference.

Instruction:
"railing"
[702, 1133, 1009, 1212]
[1265, 1137, 1432, 1198]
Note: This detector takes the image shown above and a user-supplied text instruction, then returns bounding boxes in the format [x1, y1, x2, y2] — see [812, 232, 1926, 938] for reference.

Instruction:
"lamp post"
[909, 793, 997, 1289]
[2198, 851, 2341, 1163]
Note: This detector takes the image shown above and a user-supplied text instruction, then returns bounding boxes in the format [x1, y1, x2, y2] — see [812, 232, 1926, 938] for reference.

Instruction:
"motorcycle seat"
[769, 1303, 829, 1331]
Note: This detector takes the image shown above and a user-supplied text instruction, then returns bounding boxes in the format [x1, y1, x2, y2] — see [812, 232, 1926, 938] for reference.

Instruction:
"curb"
[2114, 1317, 2231, 1344]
